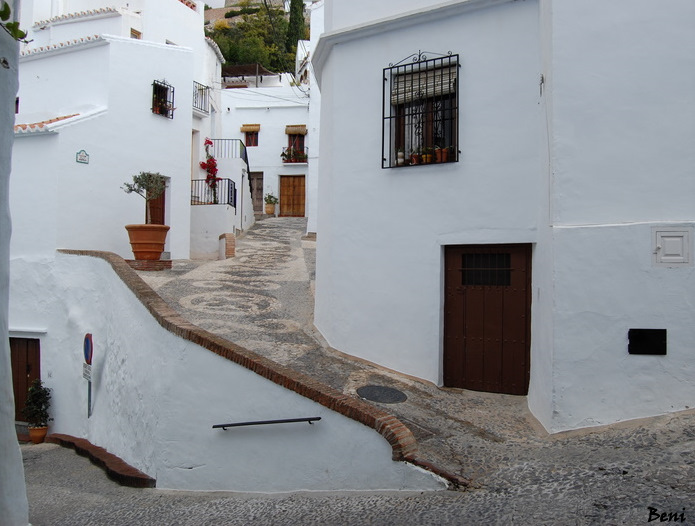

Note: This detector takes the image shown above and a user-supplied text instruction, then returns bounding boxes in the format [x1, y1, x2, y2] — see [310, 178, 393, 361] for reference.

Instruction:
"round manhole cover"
[356, 385, 407, 404]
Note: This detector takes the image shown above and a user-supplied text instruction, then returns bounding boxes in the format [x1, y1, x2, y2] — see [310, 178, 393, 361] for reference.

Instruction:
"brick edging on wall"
[46, 433, 156, 488]
[57, 250, 439, 473]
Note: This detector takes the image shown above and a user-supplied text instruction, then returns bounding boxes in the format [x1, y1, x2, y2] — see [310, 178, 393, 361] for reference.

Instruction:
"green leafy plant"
[264, 193, 279, 205]
[122, 171, 166, 224]
[1, 2, 29, 42]
[22, 379, 52, 428]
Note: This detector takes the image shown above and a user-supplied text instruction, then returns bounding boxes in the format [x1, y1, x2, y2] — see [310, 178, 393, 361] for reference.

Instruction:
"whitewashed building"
[12, 0, 252, 263]
[313, 0, 695, 433]
[221, 81, 311, 221]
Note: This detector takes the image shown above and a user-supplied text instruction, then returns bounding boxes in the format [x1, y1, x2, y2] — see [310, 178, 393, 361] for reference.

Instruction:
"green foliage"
[264, 193, 279, 205]
[122, 172, 166, 224]
[225, 7, 261, 18]
[206, 0, 294, 72]
[22, 379, 52, 427]
[285, 0, 305, 53]
[1, 1, 29, 42]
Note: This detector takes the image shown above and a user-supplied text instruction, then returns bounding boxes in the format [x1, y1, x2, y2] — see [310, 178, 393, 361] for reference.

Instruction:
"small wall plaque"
[76, 150, 89, 164]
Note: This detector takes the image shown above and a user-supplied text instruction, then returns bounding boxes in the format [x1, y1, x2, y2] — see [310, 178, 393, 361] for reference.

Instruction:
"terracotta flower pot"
[28, 426, 48, 444]
[265, 203, 276, 215]
[125, 224, 170, 260]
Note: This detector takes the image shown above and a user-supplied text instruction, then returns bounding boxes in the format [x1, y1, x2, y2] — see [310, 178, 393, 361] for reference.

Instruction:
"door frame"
[442, 243, 532, 395]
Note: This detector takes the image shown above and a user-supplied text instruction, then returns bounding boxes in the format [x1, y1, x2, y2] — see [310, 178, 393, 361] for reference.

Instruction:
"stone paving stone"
[25, 217, 695, 524]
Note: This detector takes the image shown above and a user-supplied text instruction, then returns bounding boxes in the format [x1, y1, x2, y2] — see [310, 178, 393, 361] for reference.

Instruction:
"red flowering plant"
[199, 138, 220, 203]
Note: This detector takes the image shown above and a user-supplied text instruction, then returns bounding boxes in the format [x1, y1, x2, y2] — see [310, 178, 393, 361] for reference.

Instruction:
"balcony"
[281, 147, 308, 164]
[193, 81, 210, 115]
[191, 178, 236, 206]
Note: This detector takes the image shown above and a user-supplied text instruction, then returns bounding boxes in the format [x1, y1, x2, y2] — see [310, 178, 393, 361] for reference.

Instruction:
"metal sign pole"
[83, 334, 93, 418]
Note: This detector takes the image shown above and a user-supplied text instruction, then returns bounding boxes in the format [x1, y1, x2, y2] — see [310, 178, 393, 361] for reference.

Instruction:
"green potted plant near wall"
[22, 379, 52, 444]
[122, 172, 170, 260]
[264, 193, 279, 215]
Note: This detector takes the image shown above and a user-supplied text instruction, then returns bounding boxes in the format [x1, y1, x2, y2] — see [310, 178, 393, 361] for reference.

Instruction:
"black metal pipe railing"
[212, 417, 321, 430]
[191, 178, 236, 207]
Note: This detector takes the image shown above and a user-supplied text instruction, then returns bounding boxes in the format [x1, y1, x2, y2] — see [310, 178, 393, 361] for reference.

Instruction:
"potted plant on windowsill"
[22, 378, 52, 444]
[264, 193, 279, 215]
[122, 172, 170, 260]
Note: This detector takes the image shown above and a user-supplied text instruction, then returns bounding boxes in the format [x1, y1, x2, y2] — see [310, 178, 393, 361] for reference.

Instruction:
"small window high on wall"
[152, 80, 175, 119]
[382, 52, 459, 168]
[241, 124, 260, 146]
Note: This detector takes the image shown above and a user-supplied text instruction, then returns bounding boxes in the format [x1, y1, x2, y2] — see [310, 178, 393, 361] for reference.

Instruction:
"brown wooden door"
[249, 172, 264, 213]
[148, 192, 165, 225]
[443, 244, 531, 395]
[10, 338, 41, 421]
[279, 175, 305, 217]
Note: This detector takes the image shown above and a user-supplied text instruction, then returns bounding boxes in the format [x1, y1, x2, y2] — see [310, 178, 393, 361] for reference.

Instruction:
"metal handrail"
[212, 417, 321, 430]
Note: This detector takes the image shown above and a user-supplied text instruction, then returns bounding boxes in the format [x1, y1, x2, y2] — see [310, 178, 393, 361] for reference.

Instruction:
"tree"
[206, 0, 294, 72]
[285, 0, 305, 53]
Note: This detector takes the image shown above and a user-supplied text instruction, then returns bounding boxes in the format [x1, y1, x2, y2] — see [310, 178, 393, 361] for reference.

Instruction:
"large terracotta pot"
[28, 426, 48, 444]
[265, 203, 276, 215]
[125, 224, 170, 260]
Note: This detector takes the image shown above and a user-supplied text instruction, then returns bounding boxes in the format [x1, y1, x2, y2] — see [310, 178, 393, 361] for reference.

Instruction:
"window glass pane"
[461, 253, 511, 286]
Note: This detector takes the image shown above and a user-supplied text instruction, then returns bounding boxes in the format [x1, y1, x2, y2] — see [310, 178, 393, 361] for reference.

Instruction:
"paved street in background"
[23, 218, 695, 525]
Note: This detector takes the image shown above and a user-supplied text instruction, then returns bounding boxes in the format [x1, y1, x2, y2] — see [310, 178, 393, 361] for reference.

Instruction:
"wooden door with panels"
[10, 337, 41, 421]
[249, 172, 264, 213]
[443, 244, 531, 395]
[279, 175, 305, 217]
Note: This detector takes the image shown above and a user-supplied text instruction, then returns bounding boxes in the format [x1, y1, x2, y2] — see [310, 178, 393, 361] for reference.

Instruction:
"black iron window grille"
[152, 79, 175, 119]
[382, 52, 459, 168]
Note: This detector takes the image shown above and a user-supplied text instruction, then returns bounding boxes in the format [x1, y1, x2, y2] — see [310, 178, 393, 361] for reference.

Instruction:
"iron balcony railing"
[193, 81, 210, 114]
[281, 146, 308, 163]
[208, 139, 250, 173]
[191, 178, 236, 207]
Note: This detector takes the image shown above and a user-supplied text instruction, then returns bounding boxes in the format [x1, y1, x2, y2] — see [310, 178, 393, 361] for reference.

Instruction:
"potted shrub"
[122, 172, 170, 260]
[409, 148, 421, 165]
[435, 145, 449, 163]
[264, 193, 279, 215]
[421, 146, 434, 164]
[22, 379, 52, 444]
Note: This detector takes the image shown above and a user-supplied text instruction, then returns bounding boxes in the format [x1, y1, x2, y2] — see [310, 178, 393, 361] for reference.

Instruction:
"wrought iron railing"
[212, 417, 321, 430]
[208, 139, 250, 173]
[191, 178, 236, 207]
[193, 81, 210, 114]
[281, 146, 308, 163]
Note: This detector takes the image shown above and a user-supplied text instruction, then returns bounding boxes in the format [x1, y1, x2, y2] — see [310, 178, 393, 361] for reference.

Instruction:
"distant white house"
[219, 0, 323, 234]
[312, 0, 695, 433]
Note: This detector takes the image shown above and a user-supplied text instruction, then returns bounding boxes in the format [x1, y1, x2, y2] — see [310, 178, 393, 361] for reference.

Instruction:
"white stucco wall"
[0, 22, 30, 526]
[305, 1, 323, 234]
[12, 35, 194, 260]
[190, 205, 237, 259]
[8, 254, 445, 492]
[540, 0, 695, 432]
[315, 0, 541, 385]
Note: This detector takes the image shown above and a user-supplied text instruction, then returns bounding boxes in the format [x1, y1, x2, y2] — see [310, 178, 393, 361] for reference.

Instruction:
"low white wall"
[549, 223, 695, 432]
[190, 205, 236, 259]
[8, 253, 444, 492]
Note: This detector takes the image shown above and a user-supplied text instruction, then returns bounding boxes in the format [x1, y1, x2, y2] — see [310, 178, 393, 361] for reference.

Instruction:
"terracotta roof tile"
[14, 113, 80, 133]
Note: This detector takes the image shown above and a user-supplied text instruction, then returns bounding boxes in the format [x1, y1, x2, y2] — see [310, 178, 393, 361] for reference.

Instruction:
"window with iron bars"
[382, 53, 459, 168]
[152, 80, 175, 119]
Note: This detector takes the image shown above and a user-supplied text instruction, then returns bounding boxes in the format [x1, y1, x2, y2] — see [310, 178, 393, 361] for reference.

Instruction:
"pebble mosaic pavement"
[23, 217, 695, 525]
